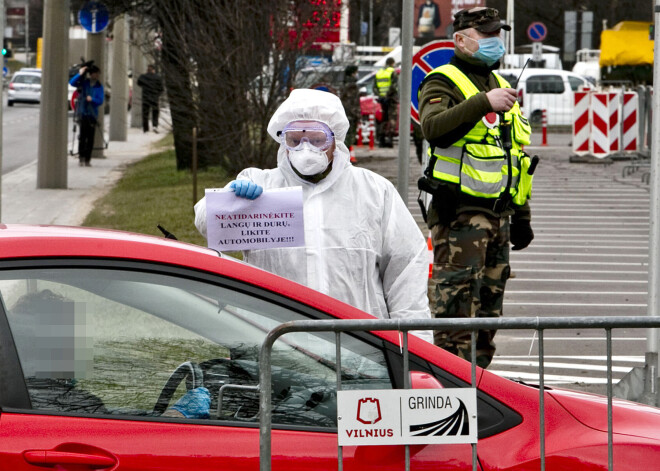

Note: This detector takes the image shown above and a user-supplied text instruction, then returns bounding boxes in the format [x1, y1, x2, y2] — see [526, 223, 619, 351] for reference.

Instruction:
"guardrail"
[258, 316, 660, 471]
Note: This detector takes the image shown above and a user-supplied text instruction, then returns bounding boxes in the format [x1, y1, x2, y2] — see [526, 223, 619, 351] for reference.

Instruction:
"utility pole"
[396, 0, 413, 203]
[86, 31, 106, 158]
[644, 0, 660, 406]
[109, 14, 128, 141]
[24, 1, 28, 65]
[130, 23, 145, 129]
[37, 0, 70, 189]
[0, 0, 4, 218]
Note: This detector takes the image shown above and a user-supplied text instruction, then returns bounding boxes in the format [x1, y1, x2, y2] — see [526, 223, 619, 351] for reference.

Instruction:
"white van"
[498, 68, 590, 126]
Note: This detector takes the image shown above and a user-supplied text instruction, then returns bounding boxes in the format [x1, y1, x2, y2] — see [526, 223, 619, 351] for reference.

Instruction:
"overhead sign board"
[337, 388, 477, 446]
[78, 1, 110, 34]
[410, 40, 455, 124]
[527, 22, 547, 42]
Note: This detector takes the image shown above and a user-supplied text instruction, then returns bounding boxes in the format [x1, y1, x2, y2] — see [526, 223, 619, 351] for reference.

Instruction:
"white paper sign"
[205, 187, 304, 251]
[337, 388, 477, 446]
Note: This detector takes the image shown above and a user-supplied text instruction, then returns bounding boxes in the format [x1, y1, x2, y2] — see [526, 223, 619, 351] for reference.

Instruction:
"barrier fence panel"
[258, 316, 660, 471]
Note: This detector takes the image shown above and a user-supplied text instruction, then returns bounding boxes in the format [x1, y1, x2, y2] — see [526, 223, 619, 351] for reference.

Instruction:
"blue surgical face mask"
[471, 36, 506, 66]
[461, 34, 505, 66]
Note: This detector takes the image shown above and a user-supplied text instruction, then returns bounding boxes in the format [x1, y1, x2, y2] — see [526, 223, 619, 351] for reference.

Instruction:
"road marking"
[512, 261, 647, 266]
[496, 355, 645, 359]
[504, 302, 647, 307]
[487, 371, 621, 385]
[491, 360, 632, 373]
[512, 269, 646, 274]
[506, 290, 647, 295]
[510, 278, 647, 283]
[518, 253, 648, 258]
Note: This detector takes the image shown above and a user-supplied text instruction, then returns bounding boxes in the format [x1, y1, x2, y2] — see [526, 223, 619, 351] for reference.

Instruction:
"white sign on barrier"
[337, 388, 477, 446]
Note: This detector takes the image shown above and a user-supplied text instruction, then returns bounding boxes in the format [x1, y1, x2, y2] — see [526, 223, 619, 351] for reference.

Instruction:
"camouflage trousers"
[428, 211, 511, 368]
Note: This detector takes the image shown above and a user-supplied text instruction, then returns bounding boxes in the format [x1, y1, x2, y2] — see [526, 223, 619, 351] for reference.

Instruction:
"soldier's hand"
[486, 88, 517, 112]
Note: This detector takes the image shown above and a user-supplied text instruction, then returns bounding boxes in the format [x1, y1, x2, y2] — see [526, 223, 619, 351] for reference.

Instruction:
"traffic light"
[2, 40, 12, 58]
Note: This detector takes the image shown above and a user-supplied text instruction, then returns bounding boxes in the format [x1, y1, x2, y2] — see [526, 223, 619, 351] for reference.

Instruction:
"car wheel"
[7, 100, 13, 107]
[530, 110, 543, 125]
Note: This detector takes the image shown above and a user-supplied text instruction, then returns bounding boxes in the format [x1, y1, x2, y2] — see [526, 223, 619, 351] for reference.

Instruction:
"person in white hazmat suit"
[194, 89, 432, 343]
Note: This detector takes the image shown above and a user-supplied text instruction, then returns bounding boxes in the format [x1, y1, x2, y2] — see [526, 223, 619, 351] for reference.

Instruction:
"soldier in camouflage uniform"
[340, 65, 360, 147]
[418, 7, 535, 368]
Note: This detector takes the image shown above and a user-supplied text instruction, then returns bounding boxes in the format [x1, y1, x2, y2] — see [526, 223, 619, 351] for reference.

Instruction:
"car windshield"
[12, 74, 40, 85]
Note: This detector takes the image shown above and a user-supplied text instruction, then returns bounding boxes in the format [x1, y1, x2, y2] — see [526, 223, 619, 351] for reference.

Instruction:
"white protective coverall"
[195, 89, 432, 342]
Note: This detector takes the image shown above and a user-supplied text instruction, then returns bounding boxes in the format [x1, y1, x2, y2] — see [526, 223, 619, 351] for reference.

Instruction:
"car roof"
[0, 224, 388, 327]
[15, 68, 41, 74]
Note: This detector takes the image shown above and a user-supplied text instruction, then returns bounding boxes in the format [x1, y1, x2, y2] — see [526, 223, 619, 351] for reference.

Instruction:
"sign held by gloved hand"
[205, 187, 304, 251]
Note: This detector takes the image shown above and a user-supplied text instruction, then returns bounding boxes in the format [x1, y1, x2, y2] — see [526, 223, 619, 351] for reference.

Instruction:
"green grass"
[83, 134, 231, 247]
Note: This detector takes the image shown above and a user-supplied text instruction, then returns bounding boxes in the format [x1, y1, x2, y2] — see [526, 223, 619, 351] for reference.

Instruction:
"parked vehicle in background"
[7, 68, 42, 106]
[294, 63, 377, 95]
[572, 49, 601, 85]
[498, 67, 590, 125]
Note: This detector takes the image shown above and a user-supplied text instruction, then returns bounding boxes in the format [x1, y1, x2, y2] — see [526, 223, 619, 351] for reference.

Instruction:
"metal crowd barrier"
[258, 316, 660, 471]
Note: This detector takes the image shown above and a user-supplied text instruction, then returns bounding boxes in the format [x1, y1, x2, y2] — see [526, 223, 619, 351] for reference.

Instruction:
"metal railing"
[258, 316, 660, 471]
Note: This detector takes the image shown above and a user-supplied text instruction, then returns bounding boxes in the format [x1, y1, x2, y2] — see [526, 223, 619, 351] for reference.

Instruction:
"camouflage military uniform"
[341, 66, 360, 147]
[428, 211, 510, 366]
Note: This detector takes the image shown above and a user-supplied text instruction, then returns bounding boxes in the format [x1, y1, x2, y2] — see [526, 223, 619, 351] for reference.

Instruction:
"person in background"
[137, 64, 164, 133]
[340, 64, 360, 160]
[417, 7, 535, 368]
[70, 64, 104, 167]
[194, 88, 432, 342]
[373, 57, 398, 148]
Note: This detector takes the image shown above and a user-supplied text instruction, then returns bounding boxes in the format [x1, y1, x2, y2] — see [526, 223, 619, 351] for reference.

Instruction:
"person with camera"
[69, 64, 104, 167]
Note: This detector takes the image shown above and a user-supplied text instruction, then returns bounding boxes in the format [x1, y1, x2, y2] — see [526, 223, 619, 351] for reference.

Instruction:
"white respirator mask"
[288, 142, 330, 176]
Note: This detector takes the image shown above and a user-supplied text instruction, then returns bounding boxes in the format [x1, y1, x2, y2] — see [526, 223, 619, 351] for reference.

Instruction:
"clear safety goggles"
[280, 121, 335, 152]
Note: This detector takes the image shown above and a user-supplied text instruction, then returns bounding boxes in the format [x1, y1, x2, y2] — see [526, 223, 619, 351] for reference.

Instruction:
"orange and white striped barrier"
[622, 91, 639, 152]
[427, 234, 433, 279]
[349, 145, 357, 163]
[572, 91, 590, 155]
[590, 92, 610, 158]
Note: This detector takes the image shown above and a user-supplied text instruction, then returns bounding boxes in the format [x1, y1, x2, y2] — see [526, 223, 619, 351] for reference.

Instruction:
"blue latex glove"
[171, 387, 211, 419]
[230, 180, 263, 199]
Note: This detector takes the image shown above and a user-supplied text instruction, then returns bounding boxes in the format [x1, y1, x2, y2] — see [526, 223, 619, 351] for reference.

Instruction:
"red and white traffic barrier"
[590, 92, 610, 158]
[541, 109, 548, 146]
[368, 114, 375, 151]
[357, 125, 363, 147]
[608, 92, 621, 153]
[622, 91, 639, 152]
[427, 234, 433, 279]
[572, 91, 591, 155]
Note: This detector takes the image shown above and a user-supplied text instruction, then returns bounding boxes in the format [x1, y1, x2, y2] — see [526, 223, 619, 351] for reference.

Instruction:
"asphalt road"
[355, 131, 653, 396]
[1, 99, 77, 175]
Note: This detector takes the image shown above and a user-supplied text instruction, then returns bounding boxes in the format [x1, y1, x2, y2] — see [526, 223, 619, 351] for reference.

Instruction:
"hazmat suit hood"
[268, 89, 350, 168]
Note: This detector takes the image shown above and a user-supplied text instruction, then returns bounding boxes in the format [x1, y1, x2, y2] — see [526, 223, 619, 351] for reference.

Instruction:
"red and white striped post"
[608, 91, 621, 154]
[357, 125, 363, 147]
[368, 114, 375, 151]
[622, 91, 639, 152]
[541, 109, 548, 146]
[590, 92, 611, 158]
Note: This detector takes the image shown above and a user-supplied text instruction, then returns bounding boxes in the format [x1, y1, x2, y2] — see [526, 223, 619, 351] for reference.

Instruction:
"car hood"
[549, 387, 660, 441]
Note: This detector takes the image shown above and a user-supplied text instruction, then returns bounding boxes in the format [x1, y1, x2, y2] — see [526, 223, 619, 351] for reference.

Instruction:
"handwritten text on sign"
[205, 186, 304, 251]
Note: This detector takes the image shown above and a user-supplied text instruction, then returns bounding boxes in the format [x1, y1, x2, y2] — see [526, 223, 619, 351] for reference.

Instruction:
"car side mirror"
[410, 371, 444, 389]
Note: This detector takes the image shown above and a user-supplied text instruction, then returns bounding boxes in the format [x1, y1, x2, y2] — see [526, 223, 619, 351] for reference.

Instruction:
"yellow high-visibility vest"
[422, 64, 533, 206]
[375, 67, 395, 97]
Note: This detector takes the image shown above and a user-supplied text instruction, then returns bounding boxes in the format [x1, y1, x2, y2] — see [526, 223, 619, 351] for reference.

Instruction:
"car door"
[0, 260, 480, 471]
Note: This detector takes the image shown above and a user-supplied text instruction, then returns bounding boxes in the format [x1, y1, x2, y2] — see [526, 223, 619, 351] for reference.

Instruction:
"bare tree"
[92, 0, 340, 173]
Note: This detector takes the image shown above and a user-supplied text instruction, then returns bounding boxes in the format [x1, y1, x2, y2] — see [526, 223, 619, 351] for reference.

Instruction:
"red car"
[0, 225, 658, 470]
